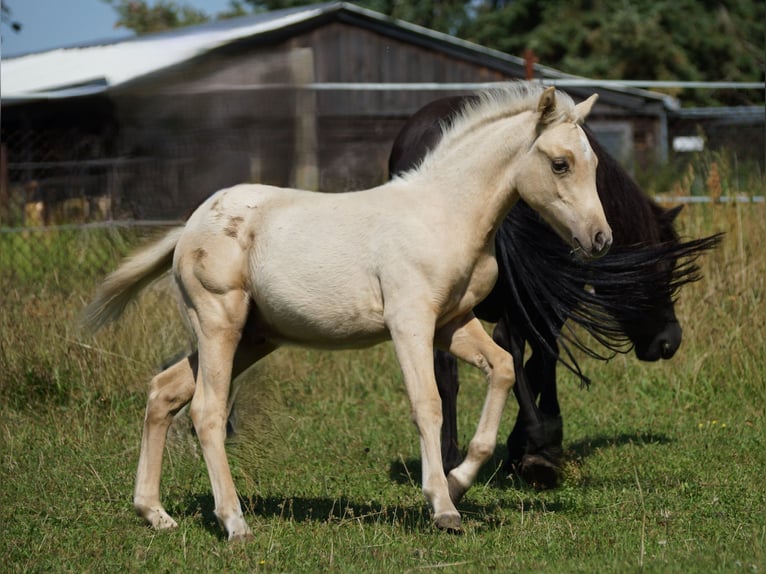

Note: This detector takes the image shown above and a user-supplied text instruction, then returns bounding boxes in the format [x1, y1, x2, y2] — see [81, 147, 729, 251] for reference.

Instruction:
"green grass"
[1, 192, 764, 572]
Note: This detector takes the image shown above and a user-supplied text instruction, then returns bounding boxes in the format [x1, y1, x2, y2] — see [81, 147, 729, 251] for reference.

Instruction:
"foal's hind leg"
[184, 284, 263, 541]
[134, 355, 197, 530]
[435, 315, 515, 503]
[134, 325, 274, 534]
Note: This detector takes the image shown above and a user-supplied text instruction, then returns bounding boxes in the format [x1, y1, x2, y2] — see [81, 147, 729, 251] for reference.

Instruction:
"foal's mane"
[402, 83, 577, 179]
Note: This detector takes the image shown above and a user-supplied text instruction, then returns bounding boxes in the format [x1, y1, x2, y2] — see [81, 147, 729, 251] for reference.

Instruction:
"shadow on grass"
[174, 491, 468, 536]
[389, 429, 674, 489]
[168, 430, 674, 538]
[564, 430, 673, 460]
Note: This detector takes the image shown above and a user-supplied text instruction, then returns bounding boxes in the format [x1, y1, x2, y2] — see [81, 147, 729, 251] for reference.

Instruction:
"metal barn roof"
[1, 4, 330, 101]
[1, 1, 676, 110]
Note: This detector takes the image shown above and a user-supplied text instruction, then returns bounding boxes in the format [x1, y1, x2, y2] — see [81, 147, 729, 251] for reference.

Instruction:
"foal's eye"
[551, 158, 570, 174]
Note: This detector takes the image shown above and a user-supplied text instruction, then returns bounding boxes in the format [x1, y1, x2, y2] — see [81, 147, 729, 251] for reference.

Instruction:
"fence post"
[0, 143, 9, 224]
[289, 48, 319, 191]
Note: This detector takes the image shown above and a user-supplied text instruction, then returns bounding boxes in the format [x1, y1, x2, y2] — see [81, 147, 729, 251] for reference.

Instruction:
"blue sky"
[1, 0, 235, 57]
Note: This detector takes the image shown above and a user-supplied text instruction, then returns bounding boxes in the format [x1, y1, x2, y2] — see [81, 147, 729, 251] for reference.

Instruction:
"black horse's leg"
[533, 349, 562, 422]
[433, 349, 463, 474]
[494, 320, 533, 469]
[498, 315, 563, 488]
[516, 343, 564, 487]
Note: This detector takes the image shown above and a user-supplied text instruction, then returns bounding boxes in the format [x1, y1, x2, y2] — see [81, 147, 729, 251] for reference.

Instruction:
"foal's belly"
[249, 267, 388, 349]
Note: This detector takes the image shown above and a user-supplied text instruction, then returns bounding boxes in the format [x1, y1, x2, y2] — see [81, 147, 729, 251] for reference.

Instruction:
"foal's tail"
[82, 227, 185, 332]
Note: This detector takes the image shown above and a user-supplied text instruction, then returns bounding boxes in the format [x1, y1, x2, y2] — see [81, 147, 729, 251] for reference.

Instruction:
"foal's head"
[513, 87, 611, 259]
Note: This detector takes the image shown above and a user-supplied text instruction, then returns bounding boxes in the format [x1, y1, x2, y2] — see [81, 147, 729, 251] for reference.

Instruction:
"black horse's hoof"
[518, 453, 560, 490]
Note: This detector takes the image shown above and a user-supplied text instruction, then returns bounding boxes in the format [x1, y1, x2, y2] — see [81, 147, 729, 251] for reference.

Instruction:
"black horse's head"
[580, 126, 722, 363]
[611, 205, 685, 361]
[609, 209, 722, 362]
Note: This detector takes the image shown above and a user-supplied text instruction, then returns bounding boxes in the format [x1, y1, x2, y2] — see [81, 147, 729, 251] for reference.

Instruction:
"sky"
[1, 0, 236, 57]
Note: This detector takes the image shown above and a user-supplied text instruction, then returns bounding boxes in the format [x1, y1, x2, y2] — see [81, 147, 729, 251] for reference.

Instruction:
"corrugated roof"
[1, 1, 676, 109]
[1, 4, 330, 101]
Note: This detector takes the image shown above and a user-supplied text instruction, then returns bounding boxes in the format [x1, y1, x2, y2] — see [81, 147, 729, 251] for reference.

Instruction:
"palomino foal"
[84, 84, 610, 540]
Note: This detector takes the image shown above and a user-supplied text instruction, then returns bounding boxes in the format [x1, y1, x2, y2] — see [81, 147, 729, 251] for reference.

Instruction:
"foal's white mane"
[399, 83, 578, 179]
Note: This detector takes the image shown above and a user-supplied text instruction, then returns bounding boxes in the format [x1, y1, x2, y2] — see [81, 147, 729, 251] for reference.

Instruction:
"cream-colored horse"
[84, 84, 611, 541]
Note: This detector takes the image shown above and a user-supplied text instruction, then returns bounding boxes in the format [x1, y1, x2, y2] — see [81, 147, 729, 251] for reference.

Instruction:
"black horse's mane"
[491, 127, 723, 384]
[494, 202, 722, 384]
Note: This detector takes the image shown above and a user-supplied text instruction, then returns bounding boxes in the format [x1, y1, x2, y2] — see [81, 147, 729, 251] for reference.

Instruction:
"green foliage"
[241, 0, 471, 33]
[462, 0, 764, 106]
[102, 0, 214, 34]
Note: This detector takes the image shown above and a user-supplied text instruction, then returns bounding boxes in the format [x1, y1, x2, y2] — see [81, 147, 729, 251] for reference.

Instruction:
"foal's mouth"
[570, 233, 611, 260]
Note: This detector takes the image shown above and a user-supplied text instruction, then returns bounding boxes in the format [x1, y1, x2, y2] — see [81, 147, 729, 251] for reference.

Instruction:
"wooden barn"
[1, 1, 678, 224]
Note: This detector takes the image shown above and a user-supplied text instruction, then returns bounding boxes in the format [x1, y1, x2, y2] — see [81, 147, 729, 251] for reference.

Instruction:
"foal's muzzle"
[572, 228, 612, 259]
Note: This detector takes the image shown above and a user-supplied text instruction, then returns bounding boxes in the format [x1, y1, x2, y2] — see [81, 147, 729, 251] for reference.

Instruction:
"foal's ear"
[573, 93, 599, 124]
[537, 87, 558, 127]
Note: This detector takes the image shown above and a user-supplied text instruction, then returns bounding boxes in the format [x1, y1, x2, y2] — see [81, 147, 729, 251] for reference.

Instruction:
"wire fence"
[2, 193, 763, 293]
[0, 221, 179, 292]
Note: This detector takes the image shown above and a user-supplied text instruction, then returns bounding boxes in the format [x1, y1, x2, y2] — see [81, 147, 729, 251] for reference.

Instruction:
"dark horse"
[389, 95, 721, 488]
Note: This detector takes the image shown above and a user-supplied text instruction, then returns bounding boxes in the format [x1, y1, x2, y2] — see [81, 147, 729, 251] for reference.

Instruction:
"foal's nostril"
[593, 230, 610, 255]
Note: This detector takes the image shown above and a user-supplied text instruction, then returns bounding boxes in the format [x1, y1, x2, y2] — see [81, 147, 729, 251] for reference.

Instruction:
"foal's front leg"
[387, 313, 462, 532]
[436, 314, 516, 503]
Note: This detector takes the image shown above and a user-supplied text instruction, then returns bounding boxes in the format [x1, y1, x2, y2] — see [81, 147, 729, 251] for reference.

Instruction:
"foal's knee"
[491, 352, 515, 391]
[410, 396, 443, 434]
[145, 364, 195, 426]
[466, 436, 496, 462]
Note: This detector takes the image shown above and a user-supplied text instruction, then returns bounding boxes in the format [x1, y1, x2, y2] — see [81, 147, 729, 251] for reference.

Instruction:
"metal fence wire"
[1, 124, 205, 228]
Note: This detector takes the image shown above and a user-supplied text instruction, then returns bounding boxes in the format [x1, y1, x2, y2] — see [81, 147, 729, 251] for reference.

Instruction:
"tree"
[242, 0, 472, 33]
[461, 0, 764, 106]
[101, 0, 211, 34]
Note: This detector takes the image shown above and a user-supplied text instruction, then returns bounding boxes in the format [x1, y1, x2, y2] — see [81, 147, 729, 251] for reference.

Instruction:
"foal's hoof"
[223, 517, 254, 542]
[228, 530, 255, 543]
[446, 471, 469, 504]
[137, 505, 178, 531]
[434, 512, 463, 534]
[518, 453, 560, 490]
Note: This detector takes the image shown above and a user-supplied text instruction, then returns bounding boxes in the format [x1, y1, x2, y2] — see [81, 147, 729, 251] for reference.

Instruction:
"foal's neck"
[407, 111, 535, 246]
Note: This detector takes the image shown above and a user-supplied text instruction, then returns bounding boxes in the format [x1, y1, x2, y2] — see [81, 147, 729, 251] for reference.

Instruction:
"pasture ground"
[1, 159, 764, 572]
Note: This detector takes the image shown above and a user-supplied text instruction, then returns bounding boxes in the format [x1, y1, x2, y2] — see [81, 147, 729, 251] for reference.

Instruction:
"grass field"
[1, 161, 764, 572]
